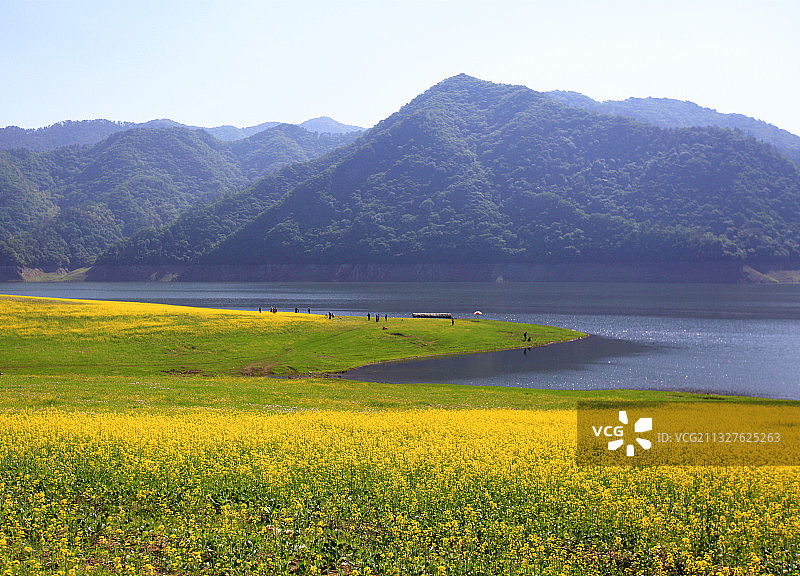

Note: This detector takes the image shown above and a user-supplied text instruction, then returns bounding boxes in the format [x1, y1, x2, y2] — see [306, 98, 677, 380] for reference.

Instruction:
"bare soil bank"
[1, 261, 777, 283]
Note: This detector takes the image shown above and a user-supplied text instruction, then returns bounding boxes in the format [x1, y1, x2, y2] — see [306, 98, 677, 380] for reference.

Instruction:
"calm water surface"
[2, 282, 798, 400]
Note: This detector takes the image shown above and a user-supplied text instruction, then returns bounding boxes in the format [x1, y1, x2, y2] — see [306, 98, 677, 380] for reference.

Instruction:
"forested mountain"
[0, 117, 363, 151]
[547, 91, 800, 167]
[98, 75, 800, 271]
[0, 120, 139, 152]
[0, 125, 359, 268]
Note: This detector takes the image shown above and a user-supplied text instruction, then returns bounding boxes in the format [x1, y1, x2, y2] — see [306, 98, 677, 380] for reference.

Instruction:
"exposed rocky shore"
[79, 262, 800, 283]
[2, 262, 798, 284]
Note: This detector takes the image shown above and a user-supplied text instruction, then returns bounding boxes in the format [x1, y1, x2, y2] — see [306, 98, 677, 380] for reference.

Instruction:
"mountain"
[0, 120, 139, 152]
[202, 119, 363, 141]
[203, 122, 280, 141]
[299, 117, 364, 134]
[0, 118, 363, 151]
[0, 124, 360, 268]
[96, 74, 800, 277]
[547, 91, 800, 167]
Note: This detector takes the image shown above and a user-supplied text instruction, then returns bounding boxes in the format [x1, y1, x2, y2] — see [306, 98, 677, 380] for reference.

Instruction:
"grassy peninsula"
[0, 293, 597, 411]
[0, 294, 582, 377]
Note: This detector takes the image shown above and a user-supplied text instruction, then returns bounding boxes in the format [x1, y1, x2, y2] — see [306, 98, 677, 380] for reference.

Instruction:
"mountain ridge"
[96, 75, 800, 276]
[5, 74, 800, 282]
[547, 91, 800, 166]
[0, 124, 360, 268]
[0, 116, 364, 151]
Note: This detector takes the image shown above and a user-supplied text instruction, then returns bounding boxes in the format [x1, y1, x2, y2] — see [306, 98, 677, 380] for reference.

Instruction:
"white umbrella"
[473, 311, 483, 316]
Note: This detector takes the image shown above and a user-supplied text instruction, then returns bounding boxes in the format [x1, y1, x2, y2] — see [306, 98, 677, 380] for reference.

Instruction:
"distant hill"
[0, 120, 138, 152]
[299, 117, 364, 134]
[0, 117, 363, 151]
[0, 125, 360, 268]
[547, 91, 800, 166]
[204, 117, 361, 141]
[203, 122, 280, 141]
[97, 75, 800, 274]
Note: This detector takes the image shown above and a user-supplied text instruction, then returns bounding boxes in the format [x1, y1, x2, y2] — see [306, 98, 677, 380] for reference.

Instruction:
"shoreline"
[317, 333, 593, 378]
[4, 261, 800, 283]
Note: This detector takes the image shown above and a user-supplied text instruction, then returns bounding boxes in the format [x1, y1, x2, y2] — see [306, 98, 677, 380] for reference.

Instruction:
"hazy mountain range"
[2, 75, 799, 281]
[0, 116, 363, 152]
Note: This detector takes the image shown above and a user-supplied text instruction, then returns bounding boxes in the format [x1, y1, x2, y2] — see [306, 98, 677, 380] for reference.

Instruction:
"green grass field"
[1, 294, 582, 378]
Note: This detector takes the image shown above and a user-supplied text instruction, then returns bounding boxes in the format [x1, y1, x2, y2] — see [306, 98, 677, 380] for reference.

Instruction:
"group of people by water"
[257, 306, 399, 322]
[255, 308, 465, 328]
[258, 306, 311, 314]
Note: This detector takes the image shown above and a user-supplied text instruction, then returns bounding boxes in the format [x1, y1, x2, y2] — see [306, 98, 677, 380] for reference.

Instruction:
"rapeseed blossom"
[0, 409, 797, 575]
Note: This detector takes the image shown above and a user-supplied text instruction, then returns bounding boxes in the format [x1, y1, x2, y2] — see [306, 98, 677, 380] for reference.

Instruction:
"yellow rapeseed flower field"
[0, 409, 797, 575]
[2, 296, 797, 574]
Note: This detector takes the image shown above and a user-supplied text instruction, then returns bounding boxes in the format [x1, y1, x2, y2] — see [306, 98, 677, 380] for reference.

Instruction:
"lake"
[2, 281, 799, 400]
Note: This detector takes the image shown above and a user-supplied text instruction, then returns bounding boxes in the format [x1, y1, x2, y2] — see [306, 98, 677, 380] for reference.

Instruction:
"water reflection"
[344, 336, 665, 385]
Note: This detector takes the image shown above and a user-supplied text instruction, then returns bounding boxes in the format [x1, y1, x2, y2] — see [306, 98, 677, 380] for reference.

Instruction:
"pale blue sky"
[2, 0, 799, 135]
